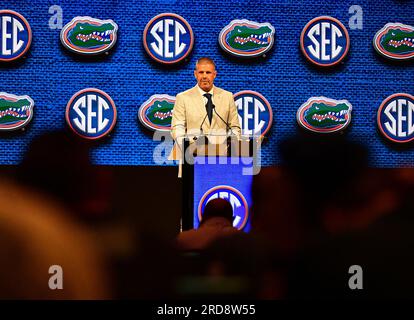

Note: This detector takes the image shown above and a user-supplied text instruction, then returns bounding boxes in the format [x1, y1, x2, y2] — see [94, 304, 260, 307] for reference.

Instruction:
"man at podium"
[170, 57, 241, 160]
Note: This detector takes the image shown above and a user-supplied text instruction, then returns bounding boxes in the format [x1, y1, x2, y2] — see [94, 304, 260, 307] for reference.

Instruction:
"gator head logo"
[219, 19, 275, 58]
[377, 93, 414, 143]
[0, 10, 32, 62]
[300, 16, 350, 67]
[374, 23, 414, 60]
[297, 97, 352, 133]
[138, 94, 175, 132]
[197, 185, 249, 231]
[60, 17, 118, 55]
[0, 92, 34, 131]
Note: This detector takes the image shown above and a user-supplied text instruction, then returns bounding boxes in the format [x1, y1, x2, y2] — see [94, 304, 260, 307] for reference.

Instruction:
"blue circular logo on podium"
[198, 185, 249, 230]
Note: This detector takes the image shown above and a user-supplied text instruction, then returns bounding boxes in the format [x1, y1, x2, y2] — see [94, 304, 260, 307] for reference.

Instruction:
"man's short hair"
[195, 57, 216, 70]
[200, 198, 233, 225]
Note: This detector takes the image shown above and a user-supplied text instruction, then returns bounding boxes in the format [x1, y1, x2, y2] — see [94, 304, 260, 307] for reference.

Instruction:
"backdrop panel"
[0, 0, 413, 167]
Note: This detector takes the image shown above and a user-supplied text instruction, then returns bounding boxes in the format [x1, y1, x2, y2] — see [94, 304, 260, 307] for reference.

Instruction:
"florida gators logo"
[138, 94, 175, 132]
[374, 23, 414, 60]
[0, 10, 32, 62]
[219, 19, 275, 58]
[300, 16, 350, 67]
[143, 13, 194, 64]
[297, 97, 352, 133]
[234, 91, 273, 137]
[198, 185, 249, 231]
[66, 88, 117, 139]
[377, 93, 414, 143]
[60, 16, 118, 55]
[0, 92, 34, 131]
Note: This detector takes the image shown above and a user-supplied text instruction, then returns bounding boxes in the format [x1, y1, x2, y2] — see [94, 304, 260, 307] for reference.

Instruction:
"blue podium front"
[193, 156, 253, 232]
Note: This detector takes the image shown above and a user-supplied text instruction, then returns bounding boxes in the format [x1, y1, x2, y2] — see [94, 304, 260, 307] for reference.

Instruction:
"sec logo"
[234, 90, 273, 137]
[0, 10, 32, 62]
[300, 16, 350, 67]
[377, 93, 414, 143]
[198, 185, 249, 230]
[66, 88, 117, 140]
[143, 13, 194, 64]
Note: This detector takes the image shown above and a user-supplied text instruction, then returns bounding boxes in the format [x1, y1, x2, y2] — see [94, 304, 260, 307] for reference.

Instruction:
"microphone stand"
[212, 105, 239, 156]
[212, 105, 238, 136]
[197, 112, 209, 149]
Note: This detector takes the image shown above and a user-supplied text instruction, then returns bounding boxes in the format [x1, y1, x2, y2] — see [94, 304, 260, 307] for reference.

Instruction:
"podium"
[181, 134, 261, 232]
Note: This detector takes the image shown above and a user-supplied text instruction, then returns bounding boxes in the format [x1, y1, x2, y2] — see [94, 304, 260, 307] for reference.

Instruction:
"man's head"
[200, 198, 234, 226]
[194, 57, 217, 92]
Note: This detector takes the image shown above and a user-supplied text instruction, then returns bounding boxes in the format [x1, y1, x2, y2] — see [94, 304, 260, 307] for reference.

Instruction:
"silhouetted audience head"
[175, 198, 237, 252]
[279, 134, 368, 188]
[278, 134, 369, 229]
[200, 198, 234, 226]
[16, 130, 90, 199]
[16, 130, 113, 221]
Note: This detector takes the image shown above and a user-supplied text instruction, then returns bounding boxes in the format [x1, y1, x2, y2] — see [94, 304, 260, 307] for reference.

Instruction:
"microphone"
[212, 105, 241, 157]
[212, 105, 236, 136]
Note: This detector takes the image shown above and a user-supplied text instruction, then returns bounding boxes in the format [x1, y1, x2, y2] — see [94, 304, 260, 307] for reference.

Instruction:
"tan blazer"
[170, 85, 241, 160]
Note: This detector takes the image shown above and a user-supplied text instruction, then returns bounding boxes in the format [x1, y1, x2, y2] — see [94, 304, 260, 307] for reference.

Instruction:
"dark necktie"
[203, 93, 213, 124]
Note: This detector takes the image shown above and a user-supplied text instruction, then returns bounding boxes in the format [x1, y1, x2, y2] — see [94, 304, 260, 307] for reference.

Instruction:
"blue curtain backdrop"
[1, 0, 413, 166]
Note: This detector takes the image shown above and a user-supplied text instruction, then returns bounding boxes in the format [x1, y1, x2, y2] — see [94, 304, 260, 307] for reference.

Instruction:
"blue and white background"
[1, 0, 414, 167]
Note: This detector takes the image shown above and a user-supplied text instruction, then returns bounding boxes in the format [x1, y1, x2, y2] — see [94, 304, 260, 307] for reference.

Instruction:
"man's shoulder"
[214, 86, 233, 97]
[177, 86, 198, 98]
